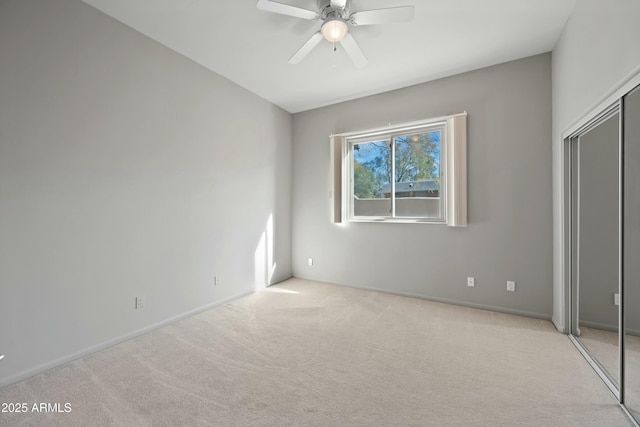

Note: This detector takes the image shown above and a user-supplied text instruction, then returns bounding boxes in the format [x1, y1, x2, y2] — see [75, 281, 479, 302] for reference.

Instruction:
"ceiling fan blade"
[339, 33, 368, 68]
[257, 0, 319, 20]
[289, 32, 324, 64]
[350, 6, 415, 26]
[330, 0, 348, 9]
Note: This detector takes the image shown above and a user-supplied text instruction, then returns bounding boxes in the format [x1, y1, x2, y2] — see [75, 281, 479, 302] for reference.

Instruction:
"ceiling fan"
[257, 0, 415, 67]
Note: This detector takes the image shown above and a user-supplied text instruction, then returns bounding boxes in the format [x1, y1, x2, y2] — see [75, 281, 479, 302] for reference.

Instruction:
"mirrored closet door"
[624, 85, 640, 421]
[570, 107, 621, 390]
[567, 82, 640, 424]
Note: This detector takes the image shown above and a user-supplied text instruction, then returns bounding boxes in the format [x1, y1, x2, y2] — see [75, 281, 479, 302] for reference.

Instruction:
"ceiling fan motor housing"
[318, 0, 350, 20]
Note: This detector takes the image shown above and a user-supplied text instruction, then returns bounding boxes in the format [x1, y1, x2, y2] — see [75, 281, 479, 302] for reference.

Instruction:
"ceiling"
[82, 0, 576, 113]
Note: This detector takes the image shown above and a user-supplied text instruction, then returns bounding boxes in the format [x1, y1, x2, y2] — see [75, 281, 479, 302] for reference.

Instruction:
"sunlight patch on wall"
[254, 214, 277, 290]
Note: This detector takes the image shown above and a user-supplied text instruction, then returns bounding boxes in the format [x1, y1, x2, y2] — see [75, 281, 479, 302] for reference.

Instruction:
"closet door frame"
[565, 101, 622, 400]
[561, 73, 640, 426]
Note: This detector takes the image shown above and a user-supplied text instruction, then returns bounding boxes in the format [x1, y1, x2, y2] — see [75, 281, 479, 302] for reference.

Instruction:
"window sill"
[346, 217, 447, 224]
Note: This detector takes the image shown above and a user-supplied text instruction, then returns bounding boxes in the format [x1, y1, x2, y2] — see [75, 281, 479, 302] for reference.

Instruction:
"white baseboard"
[269, 274, 293, 286]
[579, 319, 618, 333]
[579, 320, 640, 338]
[293, 275, 552, 321]
[0, 290, 253, 389]
[552, 317, 568, 334]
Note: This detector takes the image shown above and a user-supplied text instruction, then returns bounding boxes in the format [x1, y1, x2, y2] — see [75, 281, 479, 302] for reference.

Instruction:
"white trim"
[621, 405, 640, 427]
[552, 317, 565, 333]
[346, 127, 446, 223]
[0, 289, 254, 389]
[335, 112, 467, 225]
[562, 67, 640, 140]
[553, 134, 568, 333]
[346, 217, 446, 224]
[293, 274, 552, 321]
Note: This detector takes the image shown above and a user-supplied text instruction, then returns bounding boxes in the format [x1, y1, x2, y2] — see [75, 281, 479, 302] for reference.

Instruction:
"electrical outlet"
[467, 277, 475, 287]
[135, 296, 145, 310]
[614, 293, 620, 306]
[507, 281, 516, 292]
[214, 276, 220, 286]
[308, 258, 313, 266]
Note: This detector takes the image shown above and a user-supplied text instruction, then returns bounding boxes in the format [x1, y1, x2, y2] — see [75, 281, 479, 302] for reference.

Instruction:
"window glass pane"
[353, 140, 391, 217]
[393, 130, 442, 218]
[341, 115, 465, 224]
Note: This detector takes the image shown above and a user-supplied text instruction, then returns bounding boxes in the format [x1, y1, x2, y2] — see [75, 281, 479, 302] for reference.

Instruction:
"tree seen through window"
[353, 131, 440, 199]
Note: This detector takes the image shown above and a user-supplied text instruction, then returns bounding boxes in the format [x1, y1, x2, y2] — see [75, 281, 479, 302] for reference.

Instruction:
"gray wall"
[552, 0, 640, 331]
[0, 0, 292, 387]
[291, 54, 553, 318]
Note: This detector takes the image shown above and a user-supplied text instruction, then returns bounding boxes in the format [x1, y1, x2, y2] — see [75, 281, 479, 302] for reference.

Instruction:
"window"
[330, 113, 467, 225]
[350, 125, 444, 220]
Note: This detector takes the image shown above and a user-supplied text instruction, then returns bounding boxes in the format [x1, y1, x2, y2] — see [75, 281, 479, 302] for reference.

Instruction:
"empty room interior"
[1, 0, 640, 425]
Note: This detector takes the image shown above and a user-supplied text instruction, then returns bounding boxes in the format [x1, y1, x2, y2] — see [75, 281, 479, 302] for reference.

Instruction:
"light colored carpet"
[627, 334, 640, 421]
[0, 278, 633, 426]
[578, 326, 621, 386]
[578, 325, 640, 421]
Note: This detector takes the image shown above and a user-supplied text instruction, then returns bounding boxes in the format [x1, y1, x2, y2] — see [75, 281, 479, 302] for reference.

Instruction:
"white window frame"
[330, 112, 467, 226]
[348, 122, 446, 222]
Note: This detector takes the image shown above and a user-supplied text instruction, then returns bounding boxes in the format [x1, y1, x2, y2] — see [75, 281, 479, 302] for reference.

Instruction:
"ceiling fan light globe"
[321, 18, 348, 42]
